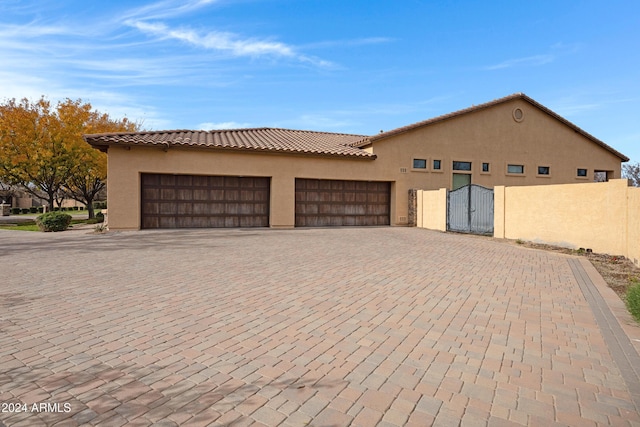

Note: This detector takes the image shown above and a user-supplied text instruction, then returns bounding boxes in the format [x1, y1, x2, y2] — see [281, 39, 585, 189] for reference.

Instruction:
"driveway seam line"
[568, 257, 640, 412]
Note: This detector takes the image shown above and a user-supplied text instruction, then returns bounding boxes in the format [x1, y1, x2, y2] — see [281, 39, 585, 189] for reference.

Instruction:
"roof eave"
[82, 138, 377, 160]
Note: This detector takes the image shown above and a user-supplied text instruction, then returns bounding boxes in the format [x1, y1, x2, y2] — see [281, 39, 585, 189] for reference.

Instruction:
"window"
[507, 164, 524, 174]
[482, 163, 490, 173]
[412, 158, 427, 169]
[538, 166, 550, 175]
[433, 159, 442, 170]
[577, 168, 588, 177]
[452, 161, 471, 171]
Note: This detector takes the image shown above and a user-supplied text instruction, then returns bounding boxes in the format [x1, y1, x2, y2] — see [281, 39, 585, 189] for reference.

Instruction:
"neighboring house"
[0, 184, 34, 208]
[84, 93, 629, 230]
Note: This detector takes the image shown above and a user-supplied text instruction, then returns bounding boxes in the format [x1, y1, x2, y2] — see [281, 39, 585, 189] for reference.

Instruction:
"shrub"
[94, 223, 107, 233]
[11, 207, 21, 214]
[35, 212, 72, 232]
[21, 208, 29, 214]
[95, 212, 105, 223]
[73, 206, 79, 211]
[38, 207, 44, 213]
[626, 281, 640, 322]
[29, 207, 38, 213]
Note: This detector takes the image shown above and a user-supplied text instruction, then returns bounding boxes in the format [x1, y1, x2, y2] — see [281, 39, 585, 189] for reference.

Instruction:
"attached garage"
[141, 174, 270, 229]
[295, 178, 390, 227]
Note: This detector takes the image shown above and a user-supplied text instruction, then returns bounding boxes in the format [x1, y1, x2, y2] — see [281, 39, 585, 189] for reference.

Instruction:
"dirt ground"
[515, 240, 640, 299]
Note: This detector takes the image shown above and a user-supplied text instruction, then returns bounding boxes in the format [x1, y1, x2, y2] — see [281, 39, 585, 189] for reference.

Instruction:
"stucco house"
[84, 93, 629, 230]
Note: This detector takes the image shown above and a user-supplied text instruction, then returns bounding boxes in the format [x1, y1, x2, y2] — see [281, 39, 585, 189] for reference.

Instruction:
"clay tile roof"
[351, 93, 629, 162]
[84, 127, 374, 159]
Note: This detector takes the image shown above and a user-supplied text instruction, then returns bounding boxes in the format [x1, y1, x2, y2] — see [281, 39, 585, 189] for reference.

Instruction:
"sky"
[1, 0, 639, 162]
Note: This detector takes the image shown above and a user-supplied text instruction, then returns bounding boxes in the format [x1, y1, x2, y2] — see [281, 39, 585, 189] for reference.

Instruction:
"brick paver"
[1, 227, 640, 426]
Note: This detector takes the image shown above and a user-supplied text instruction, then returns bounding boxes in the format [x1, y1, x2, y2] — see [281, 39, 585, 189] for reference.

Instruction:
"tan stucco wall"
[416, 188, 447, 231]
[106, 147, 397, 230]
[15, 197, 32, 209]
[627, 186, 640, 266]
[369, 98, 623, 222]
[494, 179, 639, 266]
[418, 180, 639, 266]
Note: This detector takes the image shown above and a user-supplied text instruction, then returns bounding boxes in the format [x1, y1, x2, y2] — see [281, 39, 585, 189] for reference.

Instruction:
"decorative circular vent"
[513, 108, 524, 122]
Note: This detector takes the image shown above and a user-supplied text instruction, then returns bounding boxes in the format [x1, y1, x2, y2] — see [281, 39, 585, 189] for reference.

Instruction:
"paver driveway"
[1, 227, 640, 426]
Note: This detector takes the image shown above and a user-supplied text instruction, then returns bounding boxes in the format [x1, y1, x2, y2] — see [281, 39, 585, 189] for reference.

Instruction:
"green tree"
[0, 97, 138, 215]
[57, 99, 138, 218]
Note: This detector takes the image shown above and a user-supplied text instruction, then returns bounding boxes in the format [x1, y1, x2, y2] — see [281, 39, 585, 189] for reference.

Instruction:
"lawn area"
[0, 216, 101, 231]
[0, 223, 41, 231]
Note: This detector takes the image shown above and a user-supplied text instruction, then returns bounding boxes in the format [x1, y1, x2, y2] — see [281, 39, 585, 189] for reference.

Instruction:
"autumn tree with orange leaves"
[0, 97, 138, 218]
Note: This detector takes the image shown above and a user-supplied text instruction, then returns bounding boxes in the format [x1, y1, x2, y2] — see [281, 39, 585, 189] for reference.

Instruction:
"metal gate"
[447, 184, 494, 235]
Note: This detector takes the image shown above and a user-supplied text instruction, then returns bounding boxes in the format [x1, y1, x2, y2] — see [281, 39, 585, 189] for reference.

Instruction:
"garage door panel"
[225, 176, 240, 187]
[161, 188, 175, 199]
[210, 189, 224, 200]
[255, 191, 268, 202]
[225, 190, 239, 201]
[343, 216, 356, 226]
[193, 189, 208, 200]
[210, 176, 225, 187]
[241, 190, 255, 201]
[159, 216, 176, 228]
[177, 203, 192, 215]
[141, 174, 270, 229]
[330, 205, 345, 215]
[239, 203, 253, 215]
[177, 189, 193, 200]
[295, 179, 390, 227]
[160, 175, 175, 186]
[143, 202, 159, 215]
[142, 188, 159, 199]
[225, 217, 239, 227]
[192, 175, 209, 186]
[226, 203, 239, 215]
[175, 175, 192, 186]
[160, 202, 176, 215]
[175, 216, 193, 228]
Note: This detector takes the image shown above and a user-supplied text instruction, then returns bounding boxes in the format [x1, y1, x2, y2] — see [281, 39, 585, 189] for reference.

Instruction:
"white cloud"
[128, 20, 295, 58]
[484, 54, 555, 70]
[303, 37, 394, 50]
[120, 0, 220, 22]
[126, 19, 334, 67]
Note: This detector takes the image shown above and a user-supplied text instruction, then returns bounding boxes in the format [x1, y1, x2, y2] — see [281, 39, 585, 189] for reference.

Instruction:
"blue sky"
[1, 0, 639, 162]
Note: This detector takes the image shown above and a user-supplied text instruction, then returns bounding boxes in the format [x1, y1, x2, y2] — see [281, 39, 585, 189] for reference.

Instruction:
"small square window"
[538, 166, 550, 175]
[433, 159, 441, 170]
[577, 168, 588, 177]
[453, 161, 471, 171]
[507, 164, 524, 174]
[482, 163, 490, 172]
[413, 158, 427, 169]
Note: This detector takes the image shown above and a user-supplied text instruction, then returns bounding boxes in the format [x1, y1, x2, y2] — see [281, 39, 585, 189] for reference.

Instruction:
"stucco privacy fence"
[414, 179, 640, 267]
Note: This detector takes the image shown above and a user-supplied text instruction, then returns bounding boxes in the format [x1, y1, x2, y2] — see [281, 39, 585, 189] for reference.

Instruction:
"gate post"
[493, 186, 506, 238]
[408, 189, 417, 226]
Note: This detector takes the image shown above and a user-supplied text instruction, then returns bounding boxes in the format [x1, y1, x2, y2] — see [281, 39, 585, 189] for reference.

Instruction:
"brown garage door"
[295, 179, 390, 227]
[141, 174, 270, 229]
